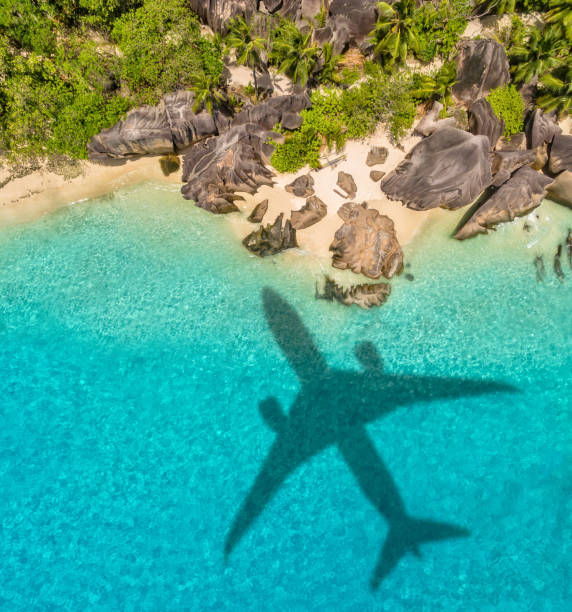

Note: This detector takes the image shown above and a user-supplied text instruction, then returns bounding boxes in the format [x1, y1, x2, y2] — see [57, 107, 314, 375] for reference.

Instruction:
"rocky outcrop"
[188, 0, 257, 33]
[370, 170, 385, 181]
[549, 134, 572, 174]
[232, 93, 311, 130]
[286, 174, 315, 197]
[546, 171, 572, 208]
[248, 199, 269, 223]
[468, 98, 504, 149]
[455, 166, 553, 240]
[88, 91, 222, 161]
[381, 128, 492, 211]
[491, 149, 537, 187]
[326, 0, 379, 54]
[291, 196, 327, 229]
[316, 276, 391, 309]
[242, 213, 298, 256]
[366, 146, 388, 166]
[452, 39, 510, 104]
[526, 109, 562, 149]
[415, 101, 457, 137]
[337, 171, 357, 199]
[330, 202, 403, 279]
[498, 133, 526, 151]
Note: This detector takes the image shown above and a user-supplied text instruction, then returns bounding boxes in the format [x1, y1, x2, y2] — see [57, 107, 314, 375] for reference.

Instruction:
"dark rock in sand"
[248, 199, 269, 223]
[491, 149, 537, 187]
[370, 170, 385, 182]
[316, 276, 391, 309]
[291, 196, 327, 230]
[546, 171, 572, 208]
[381, 128, 492, 211]
[330, 202, 403, 279]
[286, 174, 315, 197]
[159, 154, 180, 176]
[452, 39, 510, 104]
[549, 134, 572, 174]
[181, 123, 274, 213]
[242, 213, 298, 256]
[337, 171, 357, 199]
[468, 98, 504, 149]
[455, 166, 553, 240]
[366, 146, 389, 166]
[526, 109, 562, 149]
[415, 101, 457, 137]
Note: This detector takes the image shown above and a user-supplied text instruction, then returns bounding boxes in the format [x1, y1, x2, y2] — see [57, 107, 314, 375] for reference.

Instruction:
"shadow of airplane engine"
[225, 288, 516, 589]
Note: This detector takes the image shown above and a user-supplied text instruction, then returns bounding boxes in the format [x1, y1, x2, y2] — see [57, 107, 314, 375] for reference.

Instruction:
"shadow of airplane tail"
[370, 516, 470, 590]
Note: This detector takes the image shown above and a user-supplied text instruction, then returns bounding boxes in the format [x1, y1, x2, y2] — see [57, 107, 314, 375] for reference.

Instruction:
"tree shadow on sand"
[225, 288, 516, 589]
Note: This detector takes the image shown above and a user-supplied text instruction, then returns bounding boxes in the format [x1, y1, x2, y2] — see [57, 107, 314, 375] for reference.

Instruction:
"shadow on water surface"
[225, 288, 516, 589]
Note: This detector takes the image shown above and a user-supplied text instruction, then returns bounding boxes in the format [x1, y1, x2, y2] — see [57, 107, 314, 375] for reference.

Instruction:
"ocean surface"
[0, 183, 570, 611]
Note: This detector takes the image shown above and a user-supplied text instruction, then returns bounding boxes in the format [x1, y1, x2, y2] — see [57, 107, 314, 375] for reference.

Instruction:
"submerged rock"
[468, 98, 504, 149]
[248, 199, 269, 223]
[242, 213, 298, 256]
[554, 244, 565, 282]
[526, 109, 562, 149]
[330, 202, 403, 279]
[337, 171, 357, 199]
[415, 101, 457, 137]
[285, 174, 315, 197]
[316, 276, 392, 309]
[381, 128, 492, 211]
[366, 146, 389, 166]
[534, 255, 545, 283]
[549, 134, 572, 174]
[546, 171, 572, 208]
[454, 166, 553, 240]
[452, 39, 510, 104]
[291, 196, 327, 230]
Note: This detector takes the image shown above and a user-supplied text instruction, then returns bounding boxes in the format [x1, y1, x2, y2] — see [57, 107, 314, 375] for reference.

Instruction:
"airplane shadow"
[225, 288, 516, 589]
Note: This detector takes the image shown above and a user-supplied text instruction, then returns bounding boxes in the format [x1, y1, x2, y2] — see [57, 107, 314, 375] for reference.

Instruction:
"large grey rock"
[248, 199, 269, 223]
[316, 276, 391, 309]
[330, 202, 403, 279]
[181, 123, 275, 213]
[452, 39, 510, 104]
[242, 213, 298, 256]
[328, 0, 379, 54]
[415, 101, 457, 137]
[455, 167, 553, 240]
[291, 196, 327, 229]
[366, 146, 389, 166]
[468, 98, 504, 149]
[337, 171, 357, 198]
[381, 128, 492, 211]
[549, 134, 572, 174]
[188, 0, 258, 33]
[546, 171, 572, 208]
[286, 174, 315, 197]
[491, 149, 537, 187]
[87, 91, 221, 160]
[526, 109, 562, 149]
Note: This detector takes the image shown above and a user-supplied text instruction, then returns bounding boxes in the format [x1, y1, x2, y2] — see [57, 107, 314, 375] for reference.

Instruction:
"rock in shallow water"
[291, 196, 327, 230]
[316, 276, 391, 309]
[330, 202, 403, 279]
[242, 213, 298, 256]
[381, 128, 492, 211]
[454, 166, 553, 240]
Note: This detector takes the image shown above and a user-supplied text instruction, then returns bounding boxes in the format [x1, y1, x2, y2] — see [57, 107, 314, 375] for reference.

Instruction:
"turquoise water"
[0, 184, 570, 610]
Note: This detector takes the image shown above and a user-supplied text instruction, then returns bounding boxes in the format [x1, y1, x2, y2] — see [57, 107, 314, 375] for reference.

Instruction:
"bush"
[487, 84, 525, 137]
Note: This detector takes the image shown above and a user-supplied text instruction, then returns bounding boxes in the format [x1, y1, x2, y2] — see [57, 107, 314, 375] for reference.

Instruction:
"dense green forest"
[0, 0, 570, 164]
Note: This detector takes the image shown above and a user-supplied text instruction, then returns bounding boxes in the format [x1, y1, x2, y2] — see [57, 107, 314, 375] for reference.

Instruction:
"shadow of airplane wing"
[263, 287, 328, 384]
[225, 437, 300, 557]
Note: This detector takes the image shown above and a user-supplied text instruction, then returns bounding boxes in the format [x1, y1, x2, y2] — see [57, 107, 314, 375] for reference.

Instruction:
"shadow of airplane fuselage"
[225, 288, 516, 589]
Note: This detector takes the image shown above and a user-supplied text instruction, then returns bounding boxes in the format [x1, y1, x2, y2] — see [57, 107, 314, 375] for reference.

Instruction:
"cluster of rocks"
[316, 276, 391, 309]
[381, 38, 572, 240]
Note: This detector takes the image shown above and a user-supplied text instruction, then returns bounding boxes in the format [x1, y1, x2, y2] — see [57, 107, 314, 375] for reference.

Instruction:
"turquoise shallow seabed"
[0, 184, 571, 610]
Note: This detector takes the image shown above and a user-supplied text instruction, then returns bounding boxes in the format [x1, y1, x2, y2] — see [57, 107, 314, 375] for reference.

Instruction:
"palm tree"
[473, 0, 516, 16]
[191, 73, 226, 114]
[225, 17, 266, 99]
[269, 21, 320, 87]
[538, 62, 572, 117]
[509, 26, 566, 84]
[412, 62, 457, 110]
[546, 0, 572, 41]
[369, 0, 420, 66]
[317, 42, 342, 85]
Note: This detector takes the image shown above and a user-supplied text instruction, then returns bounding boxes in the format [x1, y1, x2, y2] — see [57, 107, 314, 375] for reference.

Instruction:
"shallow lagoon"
[0, 184, 570, 610]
